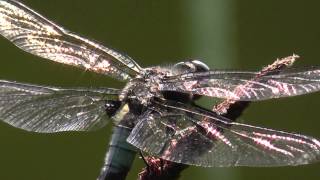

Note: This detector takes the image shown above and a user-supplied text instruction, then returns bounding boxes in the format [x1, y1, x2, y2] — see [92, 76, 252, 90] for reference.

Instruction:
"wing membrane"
[0, 80, 119, 132]
[0, 0, 142, 80]
[127, 99, 320, 167]
[160, 67, 320, 101]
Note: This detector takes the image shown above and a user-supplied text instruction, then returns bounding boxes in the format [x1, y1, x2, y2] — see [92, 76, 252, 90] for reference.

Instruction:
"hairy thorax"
[119, 66, 172, 106]
[119, 60, 210, 106]
[114, 60, 210, 128]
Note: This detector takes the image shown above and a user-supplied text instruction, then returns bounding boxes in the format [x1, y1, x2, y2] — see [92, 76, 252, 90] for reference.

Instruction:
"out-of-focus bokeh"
[0, 0, 320, 179]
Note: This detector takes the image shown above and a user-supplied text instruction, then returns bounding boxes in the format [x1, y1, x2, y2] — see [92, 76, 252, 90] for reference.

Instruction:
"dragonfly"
[1, 0, 320, 179]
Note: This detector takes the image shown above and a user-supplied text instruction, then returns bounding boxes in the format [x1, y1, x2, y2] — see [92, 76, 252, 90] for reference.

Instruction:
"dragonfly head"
[161, 60, 210, 103]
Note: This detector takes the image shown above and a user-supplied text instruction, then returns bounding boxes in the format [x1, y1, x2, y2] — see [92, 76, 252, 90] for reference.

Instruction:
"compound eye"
[173, 61, 194, 73]
[173, 60, 210, 74]
[191, 60, 210, 72]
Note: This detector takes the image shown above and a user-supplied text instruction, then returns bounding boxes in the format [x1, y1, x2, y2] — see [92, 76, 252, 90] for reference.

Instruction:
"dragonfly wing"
[127, 99, 320, 167]
[0, 0, 142, 80]
[160, 67, 320, 101]
[0, 80, 119, 132]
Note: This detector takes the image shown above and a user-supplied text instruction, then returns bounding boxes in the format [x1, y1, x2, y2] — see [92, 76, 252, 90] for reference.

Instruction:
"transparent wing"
[160, 67, 320, 101]
[127, 99, 320, 167]
[0, 0, 142, 80]
[0, 80, 120, 132]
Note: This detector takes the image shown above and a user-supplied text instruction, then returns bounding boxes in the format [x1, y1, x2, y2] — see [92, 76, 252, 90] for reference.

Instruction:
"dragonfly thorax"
[119, 60, 211, 105]
[124, 81, 163, 109]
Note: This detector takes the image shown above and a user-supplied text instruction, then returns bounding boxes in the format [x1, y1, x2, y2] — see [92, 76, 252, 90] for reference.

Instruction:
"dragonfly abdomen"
[98, 126, 137, 180]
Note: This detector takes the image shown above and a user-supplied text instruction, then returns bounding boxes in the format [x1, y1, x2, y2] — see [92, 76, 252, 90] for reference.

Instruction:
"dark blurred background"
[0, 0, 320, 179]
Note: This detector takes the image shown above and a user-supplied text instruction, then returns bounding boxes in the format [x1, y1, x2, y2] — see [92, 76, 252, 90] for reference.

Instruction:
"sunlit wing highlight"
[0, 80, 120, 132]
[0, 0, 142, 80]
[160, 67, 320, 101]
[127, 99, 320, 167]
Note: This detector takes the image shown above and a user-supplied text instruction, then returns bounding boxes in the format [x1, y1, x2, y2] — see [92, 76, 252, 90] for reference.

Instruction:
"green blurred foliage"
[0, 0, 319, 180]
